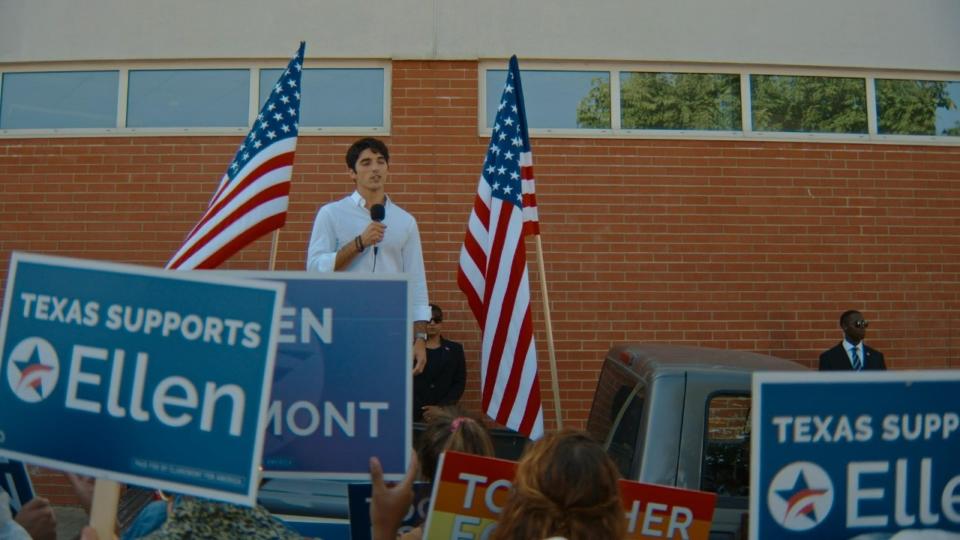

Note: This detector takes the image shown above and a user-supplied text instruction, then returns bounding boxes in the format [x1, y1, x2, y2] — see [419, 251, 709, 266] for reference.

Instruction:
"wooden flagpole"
[89, 479, 121, 540]
[268, 229, 281, 271]
[534, 235, 562, 430]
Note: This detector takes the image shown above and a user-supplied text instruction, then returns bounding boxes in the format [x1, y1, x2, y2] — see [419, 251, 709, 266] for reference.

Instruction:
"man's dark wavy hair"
[345, 137, 390, 171]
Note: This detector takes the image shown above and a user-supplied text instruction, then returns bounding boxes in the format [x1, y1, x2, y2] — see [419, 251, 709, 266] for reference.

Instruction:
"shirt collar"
[843, 338, 862, 351]
[350, 190, 390, 209]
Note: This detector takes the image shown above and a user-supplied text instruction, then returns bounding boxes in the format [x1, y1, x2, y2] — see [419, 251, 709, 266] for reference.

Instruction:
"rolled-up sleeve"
[306, 206, 338, 272]
[403, 220, 431, 322]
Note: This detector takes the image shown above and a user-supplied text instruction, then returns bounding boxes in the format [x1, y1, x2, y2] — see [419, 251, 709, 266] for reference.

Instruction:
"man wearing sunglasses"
[413, 304, 467, 422]
[819, 310, 887, 371]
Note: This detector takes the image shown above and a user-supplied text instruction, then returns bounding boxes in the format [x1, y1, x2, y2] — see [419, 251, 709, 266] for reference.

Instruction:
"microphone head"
[370, 203, 385, 222]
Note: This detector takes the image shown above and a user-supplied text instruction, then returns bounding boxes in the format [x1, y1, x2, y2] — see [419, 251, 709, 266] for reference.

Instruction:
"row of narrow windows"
[1, 67, 958, 138]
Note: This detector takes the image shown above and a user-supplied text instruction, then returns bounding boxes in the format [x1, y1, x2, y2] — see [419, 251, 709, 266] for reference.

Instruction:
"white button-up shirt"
[307, 191, 431, 322]
[843, 338, 863, 369]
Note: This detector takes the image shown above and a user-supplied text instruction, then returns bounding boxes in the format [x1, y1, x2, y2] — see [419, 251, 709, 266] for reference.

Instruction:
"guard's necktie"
[851, 346, 863, 371]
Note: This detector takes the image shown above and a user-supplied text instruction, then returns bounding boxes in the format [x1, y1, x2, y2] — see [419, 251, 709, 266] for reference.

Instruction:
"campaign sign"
[751, 371, 960, 539]
[0, 457, 34, 517]
[347, 482, 431, 540]
[233, 272, 411, 478]
[619, 479, 717, 540]
[0, 252, 284, 505]
[423, 451, 517, 539]
[422, 450, 718, 540]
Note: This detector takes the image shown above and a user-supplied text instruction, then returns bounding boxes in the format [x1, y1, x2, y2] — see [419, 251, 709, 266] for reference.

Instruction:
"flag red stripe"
[479, 206, 516, 409]
[458, 249, 486, 325]
[193, 213, 288, 270]
[456, 269, 484, 325]
[474, 190, 491, 227]
[487, 231, 531, 417]
[458, 192, 491, 325]
[493, 310, 532, 425]
[169, 183, 289, 269]
[462, 224, 488, 279]
[518, 369, 542, 435]
[182, 152, 295, 245]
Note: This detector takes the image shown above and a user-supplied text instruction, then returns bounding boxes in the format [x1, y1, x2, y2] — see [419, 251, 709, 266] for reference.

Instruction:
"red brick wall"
[2, 60, 960, 502]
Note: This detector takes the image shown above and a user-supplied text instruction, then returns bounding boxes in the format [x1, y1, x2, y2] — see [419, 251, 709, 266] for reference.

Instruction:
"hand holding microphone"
[358, 203, 386, 252]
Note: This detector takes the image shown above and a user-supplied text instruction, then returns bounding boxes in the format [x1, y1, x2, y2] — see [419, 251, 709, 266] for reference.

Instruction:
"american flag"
[167, 42, 305, 270]
[458, 56, 543, 439]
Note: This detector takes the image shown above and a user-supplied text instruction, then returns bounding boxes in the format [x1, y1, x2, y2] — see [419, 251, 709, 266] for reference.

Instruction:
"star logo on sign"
[767, 462, 834, 532]
[6, 337, 60, 403]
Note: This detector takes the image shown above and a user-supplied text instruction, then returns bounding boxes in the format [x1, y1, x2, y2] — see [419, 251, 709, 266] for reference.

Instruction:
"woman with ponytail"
[396, 408, 494, 540]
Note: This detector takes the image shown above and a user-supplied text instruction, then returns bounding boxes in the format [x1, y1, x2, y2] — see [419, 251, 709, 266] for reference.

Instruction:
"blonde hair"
[491, 430, 626, 540]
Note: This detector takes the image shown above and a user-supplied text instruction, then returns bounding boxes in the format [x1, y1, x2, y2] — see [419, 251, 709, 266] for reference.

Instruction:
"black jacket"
[818, 343, 886, 371]
[413, 337, 466, 421]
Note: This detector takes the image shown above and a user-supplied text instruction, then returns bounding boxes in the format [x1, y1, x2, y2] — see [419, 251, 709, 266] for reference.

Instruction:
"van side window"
[587, 363, 644, 478]
[701, 394, 750, 499]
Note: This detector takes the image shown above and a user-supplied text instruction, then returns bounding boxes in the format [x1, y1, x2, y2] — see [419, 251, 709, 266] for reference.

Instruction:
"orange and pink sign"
[422, 451, 516, 538]
[423, 450, 718, 540]
[619, 478, 717, 540]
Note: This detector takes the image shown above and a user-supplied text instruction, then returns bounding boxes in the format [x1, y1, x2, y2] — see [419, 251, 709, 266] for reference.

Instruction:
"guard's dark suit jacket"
[818, 343, 886, 371]
[413, 337, 466, 421]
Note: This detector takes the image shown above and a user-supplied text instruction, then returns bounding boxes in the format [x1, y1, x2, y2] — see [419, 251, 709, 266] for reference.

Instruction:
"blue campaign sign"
[0, 252, 284, 505]
[751, 371, 960, 539]
[0, 457, 34, 517]
[234, 272, 411, 479]
[347, 482, 431, 540]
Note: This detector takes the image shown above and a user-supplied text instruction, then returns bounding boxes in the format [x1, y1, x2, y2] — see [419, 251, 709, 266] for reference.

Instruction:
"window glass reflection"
[260, 68, 384, 127]
[876, 79, 960, 136]
[486, 69, 610, 129]
[127, 69, 249, 128]
[620, 72, 741, 130]
[1, 71, 118, 129]
[751, 74, 867, 134]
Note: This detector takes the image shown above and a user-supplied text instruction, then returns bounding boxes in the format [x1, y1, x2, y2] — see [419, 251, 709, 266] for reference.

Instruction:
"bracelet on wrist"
[355, 235, 365, 252]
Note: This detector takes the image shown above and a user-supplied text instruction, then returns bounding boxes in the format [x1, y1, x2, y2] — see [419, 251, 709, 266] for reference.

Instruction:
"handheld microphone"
[370, 203, 385, 222]
[370, 203, 385, 265]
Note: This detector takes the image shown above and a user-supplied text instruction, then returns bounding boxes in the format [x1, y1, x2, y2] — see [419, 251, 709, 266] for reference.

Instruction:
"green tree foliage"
[575, 77, 611, 129]
[575, 71, 959, 136]
[876, 79, 957, 136]
[751, 75, 867, 133]
[623, 73, 741, 130]
[576, 73, 741, 130]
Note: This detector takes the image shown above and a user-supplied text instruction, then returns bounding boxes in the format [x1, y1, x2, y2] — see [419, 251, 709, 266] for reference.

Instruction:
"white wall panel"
[1, 0, 957, 71]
